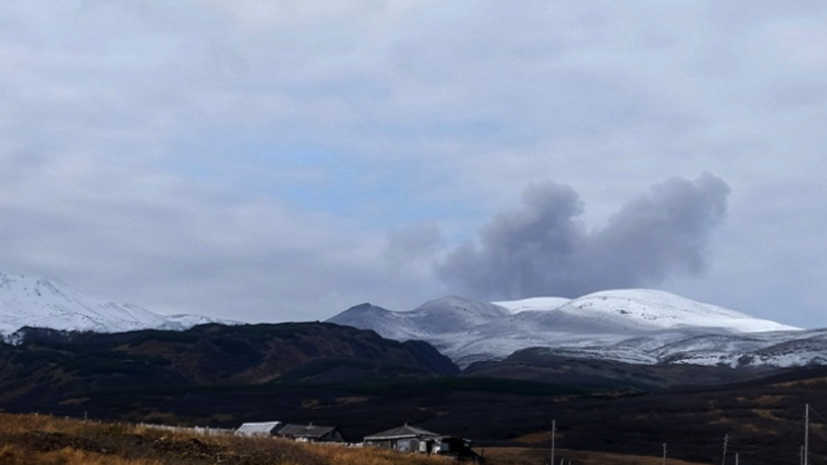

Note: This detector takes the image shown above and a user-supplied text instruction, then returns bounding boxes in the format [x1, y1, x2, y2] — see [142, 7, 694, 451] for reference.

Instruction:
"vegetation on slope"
[0, 322, 458, 407]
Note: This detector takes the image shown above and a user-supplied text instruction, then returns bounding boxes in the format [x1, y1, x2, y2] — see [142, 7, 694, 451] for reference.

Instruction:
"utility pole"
[805, 404, 810, 465]
[551, 420, 556, 465]
[722, 434, 729, 465]
[662, 442, 667, 465]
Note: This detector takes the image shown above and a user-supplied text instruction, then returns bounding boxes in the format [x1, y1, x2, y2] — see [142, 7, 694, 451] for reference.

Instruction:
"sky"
[1, 1, 826, 328]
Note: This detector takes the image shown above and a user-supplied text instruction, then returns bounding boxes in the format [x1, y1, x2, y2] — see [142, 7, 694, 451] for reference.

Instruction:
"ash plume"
[437, 173, 731, 299]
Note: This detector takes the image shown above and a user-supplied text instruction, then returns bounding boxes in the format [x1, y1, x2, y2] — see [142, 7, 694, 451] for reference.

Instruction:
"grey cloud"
[385, 222, 443, 265]
[2, 1, 827, 328]
[437, 173, 730, 300]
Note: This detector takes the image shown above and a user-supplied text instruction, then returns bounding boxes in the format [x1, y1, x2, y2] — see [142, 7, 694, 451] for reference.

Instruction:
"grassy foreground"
[0, 412, 715, 465]
[0, 412, 452, 465]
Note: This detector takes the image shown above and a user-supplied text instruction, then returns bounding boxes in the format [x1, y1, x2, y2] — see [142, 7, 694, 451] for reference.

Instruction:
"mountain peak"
[551, 289, 799, 333]
[0, 272, 226, 338]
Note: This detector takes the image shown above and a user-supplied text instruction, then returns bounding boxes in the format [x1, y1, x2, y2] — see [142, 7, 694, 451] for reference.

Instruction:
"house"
[235, 421, 282, 437]
[276, 423, 345, 443]
[364, 423, 441, 453]
[363, 423, 481, 462]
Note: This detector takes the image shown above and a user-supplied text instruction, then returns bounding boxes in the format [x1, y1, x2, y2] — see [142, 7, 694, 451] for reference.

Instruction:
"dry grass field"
[0, 412, 453, 465]
[0, 412, 718, 465]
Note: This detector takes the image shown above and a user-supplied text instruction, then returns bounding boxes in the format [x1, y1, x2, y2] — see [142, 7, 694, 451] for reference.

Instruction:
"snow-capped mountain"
[328, 289, 814, 368]
[0, 273, 228, 341]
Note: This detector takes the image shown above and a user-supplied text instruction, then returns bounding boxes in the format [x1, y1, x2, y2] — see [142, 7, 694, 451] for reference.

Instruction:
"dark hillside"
[0, 322, 458, 407]
[462, 348, 781, 389]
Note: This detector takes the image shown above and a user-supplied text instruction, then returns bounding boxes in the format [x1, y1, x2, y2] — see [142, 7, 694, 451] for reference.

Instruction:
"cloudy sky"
[2, 1, 826, 328]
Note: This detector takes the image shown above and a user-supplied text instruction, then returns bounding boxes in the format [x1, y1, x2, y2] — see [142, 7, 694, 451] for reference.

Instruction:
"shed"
[277, 423, 345, 443]
[235, 421, 282, 437]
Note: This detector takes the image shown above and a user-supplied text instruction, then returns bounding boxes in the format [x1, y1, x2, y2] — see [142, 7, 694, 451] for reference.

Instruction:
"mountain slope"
[328, 289, 806, 367]
[0, 322, 459, 408]
[0, 273, 227, 338]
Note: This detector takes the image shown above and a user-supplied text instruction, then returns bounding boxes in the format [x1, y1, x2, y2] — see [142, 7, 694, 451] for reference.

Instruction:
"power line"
[730, 430, 802, 452]
[807, 405, 827, 427]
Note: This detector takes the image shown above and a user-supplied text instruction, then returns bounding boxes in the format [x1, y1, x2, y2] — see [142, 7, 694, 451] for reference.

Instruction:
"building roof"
[277, 423, 338, 439]
[236, 421, 282, 436]
[364, 424, 442, 441]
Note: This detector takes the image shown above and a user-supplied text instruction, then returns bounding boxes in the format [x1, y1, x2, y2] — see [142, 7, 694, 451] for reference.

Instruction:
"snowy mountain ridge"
[328, 289, 817, 368]
[0, 273, 229, 340]
[3, 272, 821, 371]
